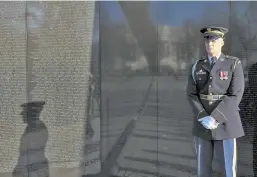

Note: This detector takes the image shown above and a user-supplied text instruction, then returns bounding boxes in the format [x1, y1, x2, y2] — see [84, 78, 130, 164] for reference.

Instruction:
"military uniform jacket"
[187, 53, 245, 140]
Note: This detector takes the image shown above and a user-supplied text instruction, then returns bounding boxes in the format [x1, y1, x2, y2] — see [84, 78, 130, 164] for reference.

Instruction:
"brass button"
[209, 85, 211, 88]
[209, 101, 213, 105]
[210, 93, 212, 95]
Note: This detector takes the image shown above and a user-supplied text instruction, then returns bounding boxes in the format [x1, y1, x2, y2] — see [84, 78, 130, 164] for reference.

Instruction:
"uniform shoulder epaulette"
[200, 56, 207, 60]
[225, 55, 239, 61]
[225, 55, 240, 71]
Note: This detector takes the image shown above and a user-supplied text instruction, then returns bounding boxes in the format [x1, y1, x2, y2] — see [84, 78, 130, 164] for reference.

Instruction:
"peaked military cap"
[20, 101, 46, 112]
[200, 26, 228, 40]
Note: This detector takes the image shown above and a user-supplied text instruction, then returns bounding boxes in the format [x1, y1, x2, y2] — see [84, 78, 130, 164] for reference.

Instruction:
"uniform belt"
[199, 94, 225, 101]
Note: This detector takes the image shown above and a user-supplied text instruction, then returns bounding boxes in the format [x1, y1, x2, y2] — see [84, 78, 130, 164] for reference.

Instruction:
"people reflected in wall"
[13, 101, 49, 177]
[86, 72, 101, 142]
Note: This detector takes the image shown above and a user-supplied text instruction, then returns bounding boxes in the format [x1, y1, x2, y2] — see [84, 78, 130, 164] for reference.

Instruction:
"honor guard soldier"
[187, 26, 245, 177]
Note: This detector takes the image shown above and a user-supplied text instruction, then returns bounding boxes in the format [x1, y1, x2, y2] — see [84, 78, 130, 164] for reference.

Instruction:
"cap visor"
[204, 33, 222, 40]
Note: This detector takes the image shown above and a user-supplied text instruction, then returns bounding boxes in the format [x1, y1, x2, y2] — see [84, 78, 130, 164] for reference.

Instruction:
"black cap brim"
[20, 101, 46, 108]
[204, 33, 223, 40]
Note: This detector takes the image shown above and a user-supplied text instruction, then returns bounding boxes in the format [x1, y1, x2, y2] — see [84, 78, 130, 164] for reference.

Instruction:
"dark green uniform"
[187, 53, 245, 140]
[187, 53, 245, 177]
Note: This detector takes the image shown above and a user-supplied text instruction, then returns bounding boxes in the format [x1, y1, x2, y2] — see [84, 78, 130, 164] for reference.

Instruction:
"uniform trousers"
[194, 136, 237, 177]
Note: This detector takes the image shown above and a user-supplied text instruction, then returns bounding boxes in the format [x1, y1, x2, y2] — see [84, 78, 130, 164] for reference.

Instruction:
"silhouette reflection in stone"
[13, 101, 49, 177]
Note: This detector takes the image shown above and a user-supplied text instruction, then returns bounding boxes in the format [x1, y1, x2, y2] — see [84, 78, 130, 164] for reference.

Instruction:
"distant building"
[109, 24, 201, 74]
[158, 25, 199, 73]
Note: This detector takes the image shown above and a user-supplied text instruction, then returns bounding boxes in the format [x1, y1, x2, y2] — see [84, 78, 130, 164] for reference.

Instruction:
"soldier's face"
[205, 38, 224, 56]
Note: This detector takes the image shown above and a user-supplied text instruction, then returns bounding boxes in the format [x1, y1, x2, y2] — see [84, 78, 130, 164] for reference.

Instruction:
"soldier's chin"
[207, 49, 214, 54]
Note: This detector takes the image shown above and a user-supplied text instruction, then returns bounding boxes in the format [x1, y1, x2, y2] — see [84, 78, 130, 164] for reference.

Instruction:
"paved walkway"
[103, 77, 254, 177]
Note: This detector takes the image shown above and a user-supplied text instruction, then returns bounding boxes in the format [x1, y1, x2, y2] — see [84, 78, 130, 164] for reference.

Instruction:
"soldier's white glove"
[198, 116, 219, 129]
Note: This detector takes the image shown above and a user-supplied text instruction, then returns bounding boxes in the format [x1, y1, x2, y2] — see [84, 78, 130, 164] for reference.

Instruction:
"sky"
[92, 1, 249, 42]
[101, 1, 229, 26]
[101, 1, 247, 26]
[150, 1, 228, 25]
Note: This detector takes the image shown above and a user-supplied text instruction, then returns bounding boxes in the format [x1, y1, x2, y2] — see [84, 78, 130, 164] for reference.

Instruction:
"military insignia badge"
[196, 69, 206, 75]
[219, 71, 228, 80]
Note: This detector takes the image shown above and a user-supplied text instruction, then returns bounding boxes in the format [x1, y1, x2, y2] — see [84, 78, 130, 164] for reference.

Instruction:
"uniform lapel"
[201, 56, 211, 72]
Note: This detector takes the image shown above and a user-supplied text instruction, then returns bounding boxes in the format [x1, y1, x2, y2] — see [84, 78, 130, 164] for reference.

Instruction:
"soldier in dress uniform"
[187, 26, 245, 177]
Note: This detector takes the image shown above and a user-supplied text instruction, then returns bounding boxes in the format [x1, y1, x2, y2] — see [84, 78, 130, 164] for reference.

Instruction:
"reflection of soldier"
[248, 63, 257, 177]
[86, 73, 100, 141]
[13, 101, 49, 177]
[89, 74, 100, 109]
[187, 26, 245, 176]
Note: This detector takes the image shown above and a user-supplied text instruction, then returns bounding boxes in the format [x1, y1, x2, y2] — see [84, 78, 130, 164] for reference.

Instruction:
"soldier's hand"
[200, 121, 211, 129]
[199, 116, 218, 129]
[211, 120, 219, 129]
[198, 116, 219, 129]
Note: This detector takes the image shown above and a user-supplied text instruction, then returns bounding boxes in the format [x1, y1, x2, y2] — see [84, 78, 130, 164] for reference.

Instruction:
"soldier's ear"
[221, 38, 224, 46]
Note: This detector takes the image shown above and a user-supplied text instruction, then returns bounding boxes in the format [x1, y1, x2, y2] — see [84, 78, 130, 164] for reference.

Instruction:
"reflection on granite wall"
[0, 1, 96, 177]
[99, 1, 257, 177]
[1, 1, 257, 177]
[0, 1, 27, 173]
